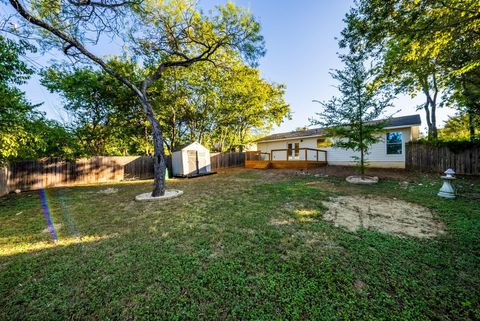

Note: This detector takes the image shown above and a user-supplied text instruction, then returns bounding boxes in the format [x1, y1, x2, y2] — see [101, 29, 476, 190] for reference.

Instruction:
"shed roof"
[256, 114, 421, 142]
[173, 141, 209, 152]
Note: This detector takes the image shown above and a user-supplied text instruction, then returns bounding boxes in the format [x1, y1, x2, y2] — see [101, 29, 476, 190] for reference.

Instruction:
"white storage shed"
[172, 142, 212, 177]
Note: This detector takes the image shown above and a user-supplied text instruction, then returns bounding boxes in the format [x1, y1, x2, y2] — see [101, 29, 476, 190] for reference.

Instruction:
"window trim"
[386, 131, 403, 155]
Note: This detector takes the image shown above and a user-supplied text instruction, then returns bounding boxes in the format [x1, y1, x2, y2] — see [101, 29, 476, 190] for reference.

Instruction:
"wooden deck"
[245, 160, 327, 169]
[245, 148, 328, 170]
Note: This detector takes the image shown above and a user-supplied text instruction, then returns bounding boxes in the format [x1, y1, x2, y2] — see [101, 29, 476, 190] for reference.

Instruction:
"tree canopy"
[341, 0, 480, 75]
[0, 36, 76, 161]
[41, 55, 290, 155]
[341, 0, 480, 140]
[41, 60, 151, 156]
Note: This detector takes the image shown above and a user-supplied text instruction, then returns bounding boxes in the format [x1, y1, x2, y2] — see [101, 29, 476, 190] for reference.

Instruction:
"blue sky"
[20, 0, 454, 134]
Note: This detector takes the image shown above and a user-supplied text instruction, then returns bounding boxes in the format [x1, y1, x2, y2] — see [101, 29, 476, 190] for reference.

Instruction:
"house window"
[317, 138, 332, 148]
[386, 132, 403, 154]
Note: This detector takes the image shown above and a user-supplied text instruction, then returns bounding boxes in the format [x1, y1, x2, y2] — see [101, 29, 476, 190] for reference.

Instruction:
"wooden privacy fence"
[210, 152, 245, 170]
[406, 143, 480, 175]
[2, 156, 154, 195]
[0, 152, 245, 197]
[0, 166, 8, 197]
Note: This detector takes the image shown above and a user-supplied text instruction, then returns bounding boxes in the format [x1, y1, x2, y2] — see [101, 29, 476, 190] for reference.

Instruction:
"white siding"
[172, 142, 211, 176]
[172, 151, 184, 176]
[256, 126, 417, 168]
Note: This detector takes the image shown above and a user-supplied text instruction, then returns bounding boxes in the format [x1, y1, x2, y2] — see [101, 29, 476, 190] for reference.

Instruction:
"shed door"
[197, 152, 207, 173]
[187, 150, 198, 175]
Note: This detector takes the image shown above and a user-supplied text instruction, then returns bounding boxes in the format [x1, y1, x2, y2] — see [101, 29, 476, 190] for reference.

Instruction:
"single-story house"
[249, 114, 421, 169]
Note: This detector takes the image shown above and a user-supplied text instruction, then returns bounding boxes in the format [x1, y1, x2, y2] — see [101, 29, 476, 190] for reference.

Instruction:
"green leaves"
[341, 0, 480, 140]
[39, 53, 289, 155]
[0, 36, 56, 162]
[41, 60, 151, 156]
[312, 52, 392, 174]
[132, 0, 265, 69]
[0, 36, 33, 86]
[151, 56, 289, 152]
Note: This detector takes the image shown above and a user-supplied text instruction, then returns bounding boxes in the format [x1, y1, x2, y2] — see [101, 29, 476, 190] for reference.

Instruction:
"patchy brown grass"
[322, 195, 445, 238]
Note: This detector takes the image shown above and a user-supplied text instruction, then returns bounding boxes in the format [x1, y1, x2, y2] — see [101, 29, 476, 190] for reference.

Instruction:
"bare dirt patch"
[322, 195, 445, 238]
[307, 165, 435, 181]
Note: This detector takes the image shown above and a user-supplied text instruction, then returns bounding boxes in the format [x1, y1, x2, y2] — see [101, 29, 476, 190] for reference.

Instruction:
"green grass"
[0, 169, 479, 320]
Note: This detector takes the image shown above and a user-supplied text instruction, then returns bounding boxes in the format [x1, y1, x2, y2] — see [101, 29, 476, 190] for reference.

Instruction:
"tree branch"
[67, 0, 140, 9]
[8, 0, 142, 97]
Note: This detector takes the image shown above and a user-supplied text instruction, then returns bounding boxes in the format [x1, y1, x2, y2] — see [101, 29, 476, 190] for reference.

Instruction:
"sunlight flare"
[39, 189, 58, 242]
[0, 235, 113, 257]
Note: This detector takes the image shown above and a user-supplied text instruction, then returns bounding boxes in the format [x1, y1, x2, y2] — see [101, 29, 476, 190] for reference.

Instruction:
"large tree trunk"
[468, 110, 476, 142]
[422, 74, 439, 140]
[359, 122, 365, 177]
[423, 102, 432, 139]
[151, 119, 167, 197]
[423, 96, 438, 140]
[360, 148, 365, 176]
[431, 73, 438, 140]
[431, 101, 437, 139]
[139, 98, 167, 197]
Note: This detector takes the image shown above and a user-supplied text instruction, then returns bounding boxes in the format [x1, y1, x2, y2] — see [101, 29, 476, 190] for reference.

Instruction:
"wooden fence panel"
[1, 156, 146, 196]
[0, 153, 246, 197]
[0, 165, 9, 197]
[124, 156, 155, 180]
[210, 152, 245, 170]
[406, 143, 480, 175]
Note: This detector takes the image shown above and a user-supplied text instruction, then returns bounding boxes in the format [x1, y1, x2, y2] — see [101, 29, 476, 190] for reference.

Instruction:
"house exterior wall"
[411, 126, 420, 140]
[256, 126, 417, 168]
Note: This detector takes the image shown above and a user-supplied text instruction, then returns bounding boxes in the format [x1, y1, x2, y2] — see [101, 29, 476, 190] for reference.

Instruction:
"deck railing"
[246, 151, 271, 161]
[270, 148, 327, 162]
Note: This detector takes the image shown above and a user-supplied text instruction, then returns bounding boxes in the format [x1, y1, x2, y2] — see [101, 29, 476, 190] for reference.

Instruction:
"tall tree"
[42, 56, 289, 155]
[151, 56, 289, 153]
[382, 50, 444, 140]
[214, 62, 289, 151]
[0, 35, 39, 161]
[341, 0, 480, 140]
[0, 36, 77, 160]
[445, 70, 480, 141]
[341, 0, 480, 75]
[438, 113, 480, 142]
[5, 0, 265, 196]
[312, 53, 393, 176]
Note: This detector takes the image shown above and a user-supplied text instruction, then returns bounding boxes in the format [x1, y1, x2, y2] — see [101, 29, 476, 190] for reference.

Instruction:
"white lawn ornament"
[438, 168, 456, 199]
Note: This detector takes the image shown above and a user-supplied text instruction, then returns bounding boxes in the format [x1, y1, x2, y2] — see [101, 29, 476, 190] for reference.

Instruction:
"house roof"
[256, 114, 421, 142]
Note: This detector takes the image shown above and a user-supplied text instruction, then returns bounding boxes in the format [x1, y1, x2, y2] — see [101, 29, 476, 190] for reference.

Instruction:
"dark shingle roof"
[256, 114, 421, 142]
[383, 114, 421, 127]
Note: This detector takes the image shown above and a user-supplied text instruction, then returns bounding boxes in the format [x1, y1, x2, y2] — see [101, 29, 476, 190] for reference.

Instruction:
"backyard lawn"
[0, 168, 479, 320]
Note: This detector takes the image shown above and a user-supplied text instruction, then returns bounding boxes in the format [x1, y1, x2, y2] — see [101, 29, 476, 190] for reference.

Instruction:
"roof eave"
[256, 123, 421, 143]
[256, 133, 327, 143]
[383, 124, 421, 130]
